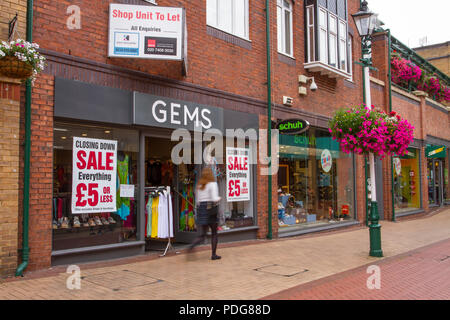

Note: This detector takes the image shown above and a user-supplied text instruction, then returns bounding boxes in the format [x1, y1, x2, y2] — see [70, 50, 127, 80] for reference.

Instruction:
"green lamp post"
[352, 0, 383, 257]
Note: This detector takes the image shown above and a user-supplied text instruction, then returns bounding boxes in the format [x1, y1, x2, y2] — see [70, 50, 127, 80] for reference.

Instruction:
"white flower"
[0, 50, 5, 57]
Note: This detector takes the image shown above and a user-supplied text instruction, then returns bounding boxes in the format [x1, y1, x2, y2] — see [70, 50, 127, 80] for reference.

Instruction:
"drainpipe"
[16, 0, 33, 277]
[387, 29, 396, 222]
[265, 0, 273, 240]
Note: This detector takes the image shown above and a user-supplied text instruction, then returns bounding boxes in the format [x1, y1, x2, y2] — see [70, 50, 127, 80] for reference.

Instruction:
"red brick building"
[1, 0, 448, 276]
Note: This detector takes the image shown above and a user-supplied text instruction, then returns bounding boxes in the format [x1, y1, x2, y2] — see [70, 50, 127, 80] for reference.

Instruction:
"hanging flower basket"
[328, 105, 414, 159]
[0, 39, 45, 82]
[0, 56, 33, 79]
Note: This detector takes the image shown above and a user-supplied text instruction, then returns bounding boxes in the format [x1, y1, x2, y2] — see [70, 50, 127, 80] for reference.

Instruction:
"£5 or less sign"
[71, 137, 117, 214]
[226, 147, 250, 202]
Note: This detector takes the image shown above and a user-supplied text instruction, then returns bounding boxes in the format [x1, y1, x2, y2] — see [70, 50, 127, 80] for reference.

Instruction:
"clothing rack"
[145, 186, 179, 257]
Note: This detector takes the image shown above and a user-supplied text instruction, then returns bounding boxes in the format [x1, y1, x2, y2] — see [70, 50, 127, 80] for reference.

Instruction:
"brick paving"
[0, 208, 449, 300]
[263, 238, 450, 300]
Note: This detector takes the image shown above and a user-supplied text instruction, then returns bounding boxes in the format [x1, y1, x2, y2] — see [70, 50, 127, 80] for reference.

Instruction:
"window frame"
[277, 0, 294, 57]
[305, 0, 352, 79]
[207, 0, 250, 41]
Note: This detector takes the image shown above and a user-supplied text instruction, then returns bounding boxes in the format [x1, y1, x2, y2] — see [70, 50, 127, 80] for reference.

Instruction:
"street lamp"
[352, 0, 383, 258]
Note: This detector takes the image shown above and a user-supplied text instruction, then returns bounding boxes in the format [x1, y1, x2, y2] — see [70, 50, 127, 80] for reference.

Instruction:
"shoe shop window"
[52, 122, 139, 251]
[393, 148, 421, 213]
[277, 127, 356, 231]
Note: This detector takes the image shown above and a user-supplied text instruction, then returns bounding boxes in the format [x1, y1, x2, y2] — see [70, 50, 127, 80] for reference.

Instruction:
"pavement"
[0, 207, 449, 300]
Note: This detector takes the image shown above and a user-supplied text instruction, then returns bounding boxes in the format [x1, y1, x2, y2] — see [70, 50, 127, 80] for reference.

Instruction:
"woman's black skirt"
[196, 202, 218, 226]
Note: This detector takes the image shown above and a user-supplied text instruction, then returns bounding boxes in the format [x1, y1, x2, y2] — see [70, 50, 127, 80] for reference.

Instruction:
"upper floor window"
[207, 0, 249, 40]
[305, 0, 351, 79]
[277, 0, 293, 56]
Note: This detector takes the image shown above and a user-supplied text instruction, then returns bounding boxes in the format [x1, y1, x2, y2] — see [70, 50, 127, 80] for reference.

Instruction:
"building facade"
[1, 0, 448, 277]
[414, 41, 450, 77]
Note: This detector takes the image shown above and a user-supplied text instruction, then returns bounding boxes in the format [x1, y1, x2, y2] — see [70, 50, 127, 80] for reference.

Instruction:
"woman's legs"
[210, 223, 220, 259]
[189, 224, 209, 250]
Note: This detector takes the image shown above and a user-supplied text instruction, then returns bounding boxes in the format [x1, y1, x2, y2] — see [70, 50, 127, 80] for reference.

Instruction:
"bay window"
[207, 0, 249, 39]
[305, 0, 351, 79]
[277, 0, 293, 56]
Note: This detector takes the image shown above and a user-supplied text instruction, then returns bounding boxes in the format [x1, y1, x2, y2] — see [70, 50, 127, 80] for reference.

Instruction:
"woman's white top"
[196, 182, 221, 203]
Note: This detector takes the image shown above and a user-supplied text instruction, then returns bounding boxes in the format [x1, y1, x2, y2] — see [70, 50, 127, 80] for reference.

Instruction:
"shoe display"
[88, 218, 96, 227]
[73, 216, 81, 228]
[94, 216, 103, 226]
[108, 216, 116, 224]
[52, 219, 58, 230]
[61, 217, 70, 229]
[101, 217, 109, 225]
[82, 217, 89, 227]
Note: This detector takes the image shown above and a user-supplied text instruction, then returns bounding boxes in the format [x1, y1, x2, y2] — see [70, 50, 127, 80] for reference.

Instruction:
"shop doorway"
[428, 159, 444, 206]
[142, 135, 201, 247]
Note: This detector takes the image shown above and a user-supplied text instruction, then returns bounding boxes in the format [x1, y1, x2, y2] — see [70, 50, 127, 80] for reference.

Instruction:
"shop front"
[393, 147, 422, 215]
[51, 77, 259, 265]
[276, 121, 357, 237]
[426, 144, 448, 207]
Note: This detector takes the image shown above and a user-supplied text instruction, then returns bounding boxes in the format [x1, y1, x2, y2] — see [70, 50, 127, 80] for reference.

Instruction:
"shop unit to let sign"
[226, 147, 250, 202]
[108, 4, 184, 60]
[71, 137, 117, 214]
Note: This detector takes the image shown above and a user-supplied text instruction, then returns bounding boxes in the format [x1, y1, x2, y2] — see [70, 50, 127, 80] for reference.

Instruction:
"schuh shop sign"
[276, 119, 310, 135]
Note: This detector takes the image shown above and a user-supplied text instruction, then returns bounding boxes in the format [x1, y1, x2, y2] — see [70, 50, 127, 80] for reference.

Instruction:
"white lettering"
[171, 103, 181, 125]
[152, 100, 167, 123]
[201, 109, 212, 129]
[184, 106, 199, 127]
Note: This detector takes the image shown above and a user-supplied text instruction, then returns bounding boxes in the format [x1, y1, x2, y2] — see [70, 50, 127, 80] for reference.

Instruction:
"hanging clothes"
[116, 155, 130, 221]
[150, 196, 159, 238]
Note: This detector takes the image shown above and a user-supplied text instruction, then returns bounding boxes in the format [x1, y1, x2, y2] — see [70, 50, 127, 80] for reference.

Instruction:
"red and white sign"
[226, 147, 250, 202]
[71, 137, 117, 214]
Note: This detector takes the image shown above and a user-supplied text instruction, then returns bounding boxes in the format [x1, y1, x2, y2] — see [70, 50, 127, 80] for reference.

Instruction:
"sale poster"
[71, 137, 117, 214]
[226, 147, 250, 202]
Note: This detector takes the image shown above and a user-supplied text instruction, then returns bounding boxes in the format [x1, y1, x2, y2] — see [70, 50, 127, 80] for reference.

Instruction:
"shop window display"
[277, 128, 355, 230]
[445, 150, 450, 204]
[52, 122, 139, 251]
[393, 148, 421, 213]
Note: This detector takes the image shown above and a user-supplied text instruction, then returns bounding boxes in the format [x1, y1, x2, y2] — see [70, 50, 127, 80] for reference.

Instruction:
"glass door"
[428, 160, 443, 206]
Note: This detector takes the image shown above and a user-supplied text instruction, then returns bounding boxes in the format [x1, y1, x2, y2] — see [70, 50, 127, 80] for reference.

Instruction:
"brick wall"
[17, 74, 54, 271]
[0, 0, 27, 42]
[0, 77, 21, 277]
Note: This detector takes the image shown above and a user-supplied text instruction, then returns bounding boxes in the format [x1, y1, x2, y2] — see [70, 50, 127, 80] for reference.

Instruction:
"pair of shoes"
[94, 216, 103, 226]
[73, 216, 81, 228]
[61, 217, 70, 229]
[221, 225, 230, 231]
[52, 219, 58, 229]
[108, 216, 116, 224]
[211, 255, 221, 260]
[101, 217, 109, 225]
[82, 217, 90, 227]
[88, 218, 96, 227]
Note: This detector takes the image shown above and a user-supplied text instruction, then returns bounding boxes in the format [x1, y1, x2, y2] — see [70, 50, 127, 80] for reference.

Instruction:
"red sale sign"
[226, 147, 250, 202]
[71, 137, 117, 214]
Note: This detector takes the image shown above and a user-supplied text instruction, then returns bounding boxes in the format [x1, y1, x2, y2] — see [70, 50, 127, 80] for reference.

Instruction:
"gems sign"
[108, 4, 184, 60]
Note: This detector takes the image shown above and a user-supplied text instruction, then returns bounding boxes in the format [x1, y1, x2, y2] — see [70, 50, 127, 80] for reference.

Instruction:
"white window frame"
[306, 5, 315, 63]
[318, 8, 328, 63]
[347, 35, 353, 80]
[328, 13, 338, 68]
[207, 0, 249, 40]
[277, 0, 294, 57]
[305, 3, 352, 80]
[339, 19, 347, 71]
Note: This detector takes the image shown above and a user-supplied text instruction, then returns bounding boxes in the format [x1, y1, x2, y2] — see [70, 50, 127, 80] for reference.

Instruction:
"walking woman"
[189, 167, 222, 260]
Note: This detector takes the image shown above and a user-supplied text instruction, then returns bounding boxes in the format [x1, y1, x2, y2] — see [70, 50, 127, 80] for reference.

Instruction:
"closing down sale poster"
[71, 137, 117, 214]
[226, 147, 250, 202]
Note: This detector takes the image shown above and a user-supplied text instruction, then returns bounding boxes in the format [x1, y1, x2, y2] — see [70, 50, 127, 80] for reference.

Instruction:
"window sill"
[206, 24, 251, 42]
[278, 51, 295, 60]
[206, 25, 252, 50]
[304, 61, 352, 80]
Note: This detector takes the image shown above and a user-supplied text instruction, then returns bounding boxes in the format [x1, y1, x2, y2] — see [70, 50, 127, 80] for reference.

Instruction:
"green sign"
[426, 145, 446, 159]
[276, 119, 310, 135]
